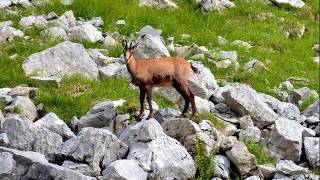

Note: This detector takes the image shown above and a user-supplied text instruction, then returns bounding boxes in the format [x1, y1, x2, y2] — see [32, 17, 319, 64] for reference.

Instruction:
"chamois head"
[122, 40, 139, 63]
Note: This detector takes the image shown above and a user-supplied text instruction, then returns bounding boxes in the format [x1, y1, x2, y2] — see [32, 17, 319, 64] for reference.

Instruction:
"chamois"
[122, 40, 199, 120]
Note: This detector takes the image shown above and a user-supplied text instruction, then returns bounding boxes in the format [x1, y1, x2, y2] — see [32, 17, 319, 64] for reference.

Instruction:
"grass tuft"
[244, 140, 276, 165]
[195, 136, 216, 180]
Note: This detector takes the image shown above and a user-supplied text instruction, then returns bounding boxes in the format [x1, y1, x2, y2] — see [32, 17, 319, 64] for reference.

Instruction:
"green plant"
[197, 113, 227, 130]
[195, 136, 216, 180]
[299, 96, 318, 111]
[244, 140, 276, 165]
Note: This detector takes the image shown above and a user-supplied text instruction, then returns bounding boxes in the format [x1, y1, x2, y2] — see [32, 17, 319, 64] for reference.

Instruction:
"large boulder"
[139, 0, 178, 8]
[0, 152, 15, 175]
[304, 137, 320, 168]
[0, 147, 94, 180]
[69, 24, 103, 43]
[213, 155, 231, 179]
[302, 101, 319, 118]
[34, 112, 75, 141]
[268, 118, 314, 162]
[276, 160, 308, 175]
[22, 41, 98, 79]
[260, 93, 300, 120]
[225, 141, 257, 176]
[40, 27, 68, 40]
[61, 160, 95, 176]
[78, 100, 116, 130]
[0, 26, 24, 43]
[2, 115, 63, 161]
[19, 15, 48, 28]
[222, 85, 278, 128]
[60, 127, 128, 176]
[102, 159, 148, 180]
[120, 119, 196, 179]
[134, 25, 170, 60]
[7, 96, 38, 121]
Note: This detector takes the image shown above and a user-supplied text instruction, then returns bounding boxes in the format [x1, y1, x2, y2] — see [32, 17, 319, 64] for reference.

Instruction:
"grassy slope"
[0, 0, 319, 123]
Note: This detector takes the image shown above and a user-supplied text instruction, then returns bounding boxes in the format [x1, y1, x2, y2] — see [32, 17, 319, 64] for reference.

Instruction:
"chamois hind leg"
[138, 86, 146, 119]
[173, 82, 190, 118]
[186, 84, 197, 120]
[145, 86, 154, 119]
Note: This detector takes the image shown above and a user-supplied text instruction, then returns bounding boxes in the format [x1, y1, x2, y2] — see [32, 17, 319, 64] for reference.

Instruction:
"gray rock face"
[0, 147, 95, 180]
[0, 133, 9, 146]
[291, 87, 315, 104]
[214, 155, 230, 179]
[155, 107, 181, 124]
[239, 127, 261, 142]
[268, 118, 313, 162]
[60, 127, 128, 176]
[8, 96, 38, 121]
[225, 141, 257, 176]
[304, 137, 320, 168]
[35, 112, 75, 141]
[302, 101, 319, 118]
[99, 62, 129, 78]
[239, 115, 254, 129]
[19, 15, 48, 28]
[0, 26, 24, 43]
[222, 85, 278, 128]
[189, 61, 219, 98]
[2, 115, 63, 161]
[22, 41, 98, 79]
[102, 35, 118, 48]
[120, 119, 196, 179]
[134, 25, 170, 60]
[162, 118, 201, 154]
[260, 93, 300, 120]
[8, 86, 37, 97]
[41, 27, 68, 40]
[139, 0, 178, 8]
[276, 160, 308, 175]
[258, 164, 276, 179]
[50, 10, 76, 30]
[69, 24, 103, 43]
[0, 152, 15, 175]
[61, 160, 95, 176]
[269, 0, 305, 8]
[78, 100, 116, 130]
[103, 159, 148, 180]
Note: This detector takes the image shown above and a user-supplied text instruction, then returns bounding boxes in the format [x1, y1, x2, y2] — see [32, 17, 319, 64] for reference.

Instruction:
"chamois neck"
[126, 56, 137, 75]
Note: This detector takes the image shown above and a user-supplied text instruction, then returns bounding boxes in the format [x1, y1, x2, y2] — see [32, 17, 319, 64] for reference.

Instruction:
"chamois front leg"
[145, 86, 154, 119]
[138, 86, 146, 119]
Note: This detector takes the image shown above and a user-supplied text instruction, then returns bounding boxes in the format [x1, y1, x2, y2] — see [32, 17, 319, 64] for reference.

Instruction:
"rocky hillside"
[0, 0, 319, 179]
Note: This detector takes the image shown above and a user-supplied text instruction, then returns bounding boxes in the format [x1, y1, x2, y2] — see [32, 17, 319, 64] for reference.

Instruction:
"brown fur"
[123, 40, 198, 120]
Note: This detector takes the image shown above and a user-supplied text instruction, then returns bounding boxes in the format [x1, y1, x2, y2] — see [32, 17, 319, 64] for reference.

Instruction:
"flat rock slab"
[22, 41, 98, 79]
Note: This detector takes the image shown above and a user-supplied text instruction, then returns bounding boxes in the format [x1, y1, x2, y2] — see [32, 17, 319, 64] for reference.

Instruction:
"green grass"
[244, 140, 276, 165]
[195, 136, 216, 180]
[38, 0, 319, 95]
[298, 96, 319, 111]
[197, 112, 227, 130]
[312, 168, 320, 175]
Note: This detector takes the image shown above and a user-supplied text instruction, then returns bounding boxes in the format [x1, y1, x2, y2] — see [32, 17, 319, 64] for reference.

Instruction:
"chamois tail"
[190, 64, 199, 74]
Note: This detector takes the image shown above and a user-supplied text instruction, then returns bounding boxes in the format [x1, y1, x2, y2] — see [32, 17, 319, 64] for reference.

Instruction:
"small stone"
[217, 36, 228, 45]
[116, 19, 126, 25]
[239, 115, 254, 129]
